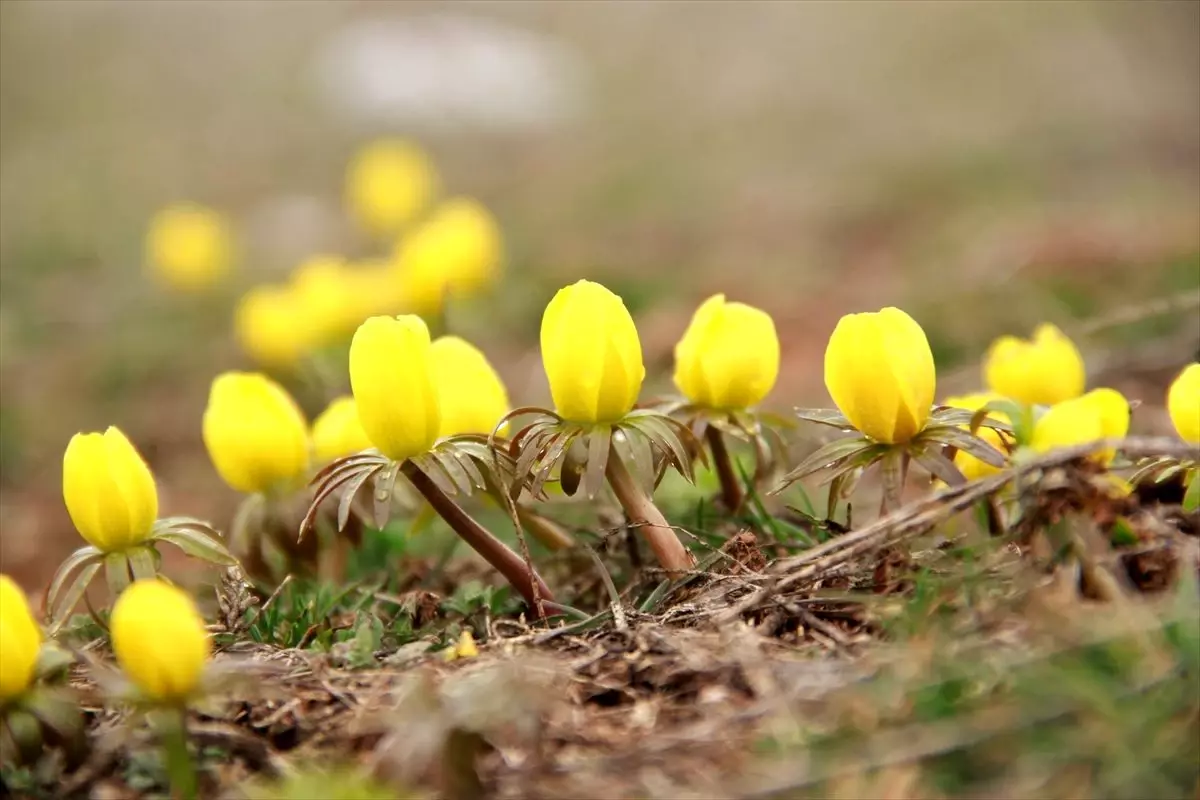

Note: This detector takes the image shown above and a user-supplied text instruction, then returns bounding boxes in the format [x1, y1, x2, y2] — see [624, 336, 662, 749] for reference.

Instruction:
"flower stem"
[515, 505, 576, 551]
[161, 707, 197, 800]
[401, 460, 554, 617]
[705, 426, 745, 512]
[604, 444, 694, 577]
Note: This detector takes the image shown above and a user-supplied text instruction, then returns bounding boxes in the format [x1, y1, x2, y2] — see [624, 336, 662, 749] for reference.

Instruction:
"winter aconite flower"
[63, 427, 158, 552]
[0, 575, 41, 704]
[825, 307, 936, 444]
[235, 285, 310, 370]
[985, 323, 1085, 407]
[203, 373, 311, 495]
[541, 280, 645, 424]
[350, 315, 441, 461]
[311, 396, 372, 464]
[111, 580, 210, 704]
[431, 336, 510, 438]
[393, 198, 504, 317]
[1167, 364, 1200, 444]
[1031, 388, 1130, 465]
[145, 204, 233, 292]
[287, 255, 365, 347]
[674, 294, 779, 411]
[346, 139, 438, 237]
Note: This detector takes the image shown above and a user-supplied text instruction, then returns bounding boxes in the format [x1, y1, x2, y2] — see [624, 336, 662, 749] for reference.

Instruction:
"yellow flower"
[392, 198, 504, 317]
[1166, 363, 1200, 444]
[442, 629, 479, 662]
[984, 323, 1085, 406]
[673, 294, 779, 410]
[350, 316, 441, 461]
[346, 139, 438, 237]
[942, 392, 1002, 413]
[431, 336, 510, 438]
[943, 392, 1010, 480]
[63, 427, 158, 552]
[311, 396, 373, 464]
[824, 307, 936, 444]
[234, 285, 310, 370]
[145, 204, 233, 292]
[0, 575, 42, 703]
[288, 255, 361, 346]
[110, 580, 210, 704]
[203, 373, 311, 494]
[540, 280, 645, 424]
[1031, 388, 1130, 464]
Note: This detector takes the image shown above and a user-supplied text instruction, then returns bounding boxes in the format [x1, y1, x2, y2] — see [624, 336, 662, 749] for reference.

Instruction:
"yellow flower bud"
[63, 427, 158, 552]
[1166, 363, 1200, 444]
[110, 580, 210, 704]
[234, 285, 310, 370]
[430, 336, 511, 438]
[350, 316, 441, 461]
[443, 629, 479, 662]
[984, 323, 1085, 406]
[1031, 388, 1129, 464]
[824, 307, 936, 444]
[288, 255, 361, 346]
[0, 575, 42, 703]
[540, 280, 645, 424]
[673, 294, 780, 410]
[203, 373, 311, 494]
[943, 392, 1010, 480]
[311, 396, 373, 464]
[145, 203, 233, 292]
[346, 139, 438, 237]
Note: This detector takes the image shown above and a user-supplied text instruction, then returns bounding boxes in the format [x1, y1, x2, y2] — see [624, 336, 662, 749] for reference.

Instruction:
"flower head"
[540, 280, 645, 424]
[431, 336, 510, 438]
[311, 396, 373, 464]
[0, 575, 42, 703]
[350, 315, 441, 461]
[1166, 363, 1200, 444]
[110, 581, 210, 704]
[1031, 388, 1130, 464]
[145, 203, 232, 292]
[63, 427, 158, 552]
[346, 139, 438, 237]
[824, 307, 936, 444]
[203, 373, 310, 494]
[985, 323, 1085, 406]
[674, 294, 779, 410]
[287, 255, 363, 347]
[943, 392, 1010, 480]
[392, 198, 503, 317]
[234, 285, 310, 370]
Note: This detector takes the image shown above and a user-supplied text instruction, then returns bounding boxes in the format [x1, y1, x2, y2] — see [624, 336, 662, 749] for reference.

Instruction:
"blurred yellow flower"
[540, 280, 645, 424]
[984, 323, 1085, 406]
[287, 255, 362, 346]
[145, 203, 233, 292]
[203, 373, 310, 494]
[311, 396, 372, 464]
[674, 294, 779, 410]
[0, 575, 42, 703]
[1166, 363, 1200, 444]
[825, 307, 936, 444]
[943, 392, 1010, 480]
[392, 198, 503, 317]
[346, 139, 438, 237]
[1031, 388, 1130, 465]
[442, 629, 479, 662]
[234, 285, 310, 370]
[431, 336, 510, 438]
[63, 427, 158, 552]
[350, 316, 441, 461]
[110, 580, 210, 704]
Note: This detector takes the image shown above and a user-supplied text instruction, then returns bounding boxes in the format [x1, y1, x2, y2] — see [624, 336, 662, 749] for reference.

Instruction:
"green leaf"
[792, 408, 855, 430]
[922, 426, 1007, 468]
[45, 546, 103, 621]
[1184, 471, 1200, 513]
[911, 444, 966, 486]
[154, 527, 239, 566]
[773, 436, 878, 491]
[104, 552, 132, 597]
[338, 464, 381, 533]
[373, 461, 400, 529]
[126, 546, 158, 581]
[584, 426, 612, 500]
[48, 562, 101, 633]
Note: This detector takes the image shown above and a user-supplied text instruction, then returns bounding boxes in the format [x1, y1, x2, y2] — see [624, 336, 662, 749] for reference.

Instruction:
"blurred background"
[1, 0, 1197, 590]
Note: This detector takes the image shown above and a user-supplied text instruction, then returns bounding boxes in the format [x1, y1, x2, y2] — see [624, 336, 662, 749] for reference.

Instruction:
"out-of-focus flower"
[350, 316, 441, 461]
[431, 336, 510, 438]
[311, 396, 372, 464]
[825, 307, 936, 444]
[63, 427, 158, 553]
[985, 323, 1085, 407]
[1031, 388, 1130, 465]
[540, 280, 644, 424]
[346, 139, 438, 237]
[110, 581, 210, 704]
[0, 575, 42, 703]
[235, 285, 310, 370]
[442, 629, 479, 662]
[1167, 363, 1200, 444]
[392, 197, 503, 317]
[145, 204, 233, 292]
[943, 392, 1010, 480]
[674, 294, 779, 410]
[203, 373, 310, 495]
[288, 255, 363, 346]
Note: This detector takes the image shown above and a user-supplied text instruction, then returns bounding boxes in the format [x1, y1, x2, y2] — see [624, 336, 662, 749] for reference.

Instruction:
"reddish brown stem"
[705, 426, 745, 512]
[401, 460, 553, 617]
[604, 444, 695, 577]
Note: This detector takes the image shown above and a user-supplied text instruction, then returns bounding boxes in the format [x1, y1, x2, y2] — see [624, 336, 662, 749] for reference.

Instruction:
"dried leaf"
[922, 426, 1007, 467]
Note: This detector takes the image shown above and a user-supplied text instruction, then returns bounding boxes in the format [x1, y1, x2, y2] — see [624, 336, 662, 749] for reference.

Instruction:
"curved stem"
[515, 505, 577, 551]
[604, 444, 694, 577]
[705, 426, 745, 512]
[401, 460, 553, 617]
